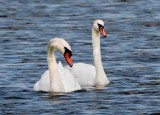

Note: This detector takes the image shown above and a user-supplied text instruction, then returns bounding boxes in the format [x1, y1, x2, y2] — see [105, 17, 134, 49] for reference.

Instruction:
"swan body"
[33, 38, 81, 92]
[66, 63, 96, 88]
[66, 20, 110, 88]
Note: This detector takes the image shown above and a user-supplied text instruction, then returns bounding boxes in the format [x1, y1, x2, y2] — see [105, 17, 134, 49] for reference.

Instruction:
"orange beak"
[99, 27, 107, 37]
[64, 52, 73, 67]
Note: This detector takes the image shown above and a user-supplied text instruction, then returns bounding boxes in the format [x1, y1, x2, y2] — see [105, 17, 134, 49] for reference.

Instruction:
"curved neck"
[92, 28, 105, 77]
[47, 46, 65, 92]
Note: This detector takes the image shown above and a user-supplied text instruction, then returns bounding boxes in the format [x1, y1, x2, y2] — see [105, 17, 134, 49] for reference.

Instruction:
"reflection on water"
[0, 0, 160, 114]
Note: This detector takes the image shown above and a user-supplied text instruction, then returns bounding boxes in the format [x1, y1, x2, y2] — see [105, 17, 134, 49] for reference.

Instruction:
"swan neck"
[47, 46, 65, 92]
[92, 28, 105, 76]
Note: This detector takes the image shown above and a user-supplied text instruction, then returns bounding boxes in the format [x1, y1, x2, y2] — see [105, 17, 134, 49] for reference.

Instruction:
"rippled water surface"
[0, 0, 160, 114]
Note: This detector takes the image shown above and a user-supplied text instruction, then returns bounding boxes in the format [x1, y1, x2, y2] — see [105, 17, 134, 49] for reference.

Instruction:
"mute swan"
[66, 20, 110, 88]
[33, 38, 81, 92]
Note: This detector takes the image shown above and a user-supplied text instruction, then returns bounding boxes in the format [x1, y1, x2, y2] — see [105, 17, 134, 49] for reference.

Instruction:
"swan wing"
[33, 70, 50, 92]
[58, 61, 81, 92]
[65, 63, 96, 88]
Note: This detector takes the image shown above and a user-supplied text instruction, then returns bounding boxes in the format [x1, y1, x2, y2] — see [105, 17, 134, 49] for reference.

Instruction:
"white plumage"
[66, 20, 110, 88]
[33, 38, 81, 93]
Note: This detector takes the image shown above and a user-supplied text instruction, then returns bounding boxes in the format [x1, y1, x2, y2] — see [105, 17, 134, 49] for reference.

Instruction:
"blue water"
[0, 0, 160, 114]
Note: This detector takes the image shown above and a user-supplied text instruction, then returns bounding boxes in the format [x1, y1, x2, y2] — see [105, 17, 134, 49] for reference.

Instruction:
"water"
[0, 0, 160, 114]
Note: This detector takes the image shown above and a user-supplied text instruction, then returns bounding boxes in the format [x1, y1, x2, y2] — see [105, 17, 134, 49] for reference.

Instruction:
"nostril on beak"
[103, 35, 107, 37]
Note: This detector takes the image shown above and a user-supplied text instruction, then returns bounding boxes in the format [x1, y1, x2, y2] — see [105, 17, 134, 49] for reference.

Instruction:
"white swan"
[33, 38, 81, 92]
[66, 19, 110, 88]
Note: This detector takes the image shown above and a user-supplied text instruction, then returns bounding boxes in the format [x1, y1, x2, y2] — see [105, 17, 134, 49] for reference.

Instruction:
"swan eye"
[97, 23, 104, 29]
[64, 47, 72, 57]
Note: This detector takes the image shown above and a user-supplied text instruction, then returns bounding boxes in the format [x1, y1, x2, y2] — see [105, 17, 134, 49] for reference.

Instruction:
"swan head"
[93, 19, 107, 37]
[48, 38, 73, 67]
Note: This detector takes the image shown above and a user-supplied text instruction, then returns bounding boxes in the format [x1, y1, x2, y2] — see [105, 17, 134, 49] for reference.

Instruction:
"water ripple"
[0, 0, 160, 114]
